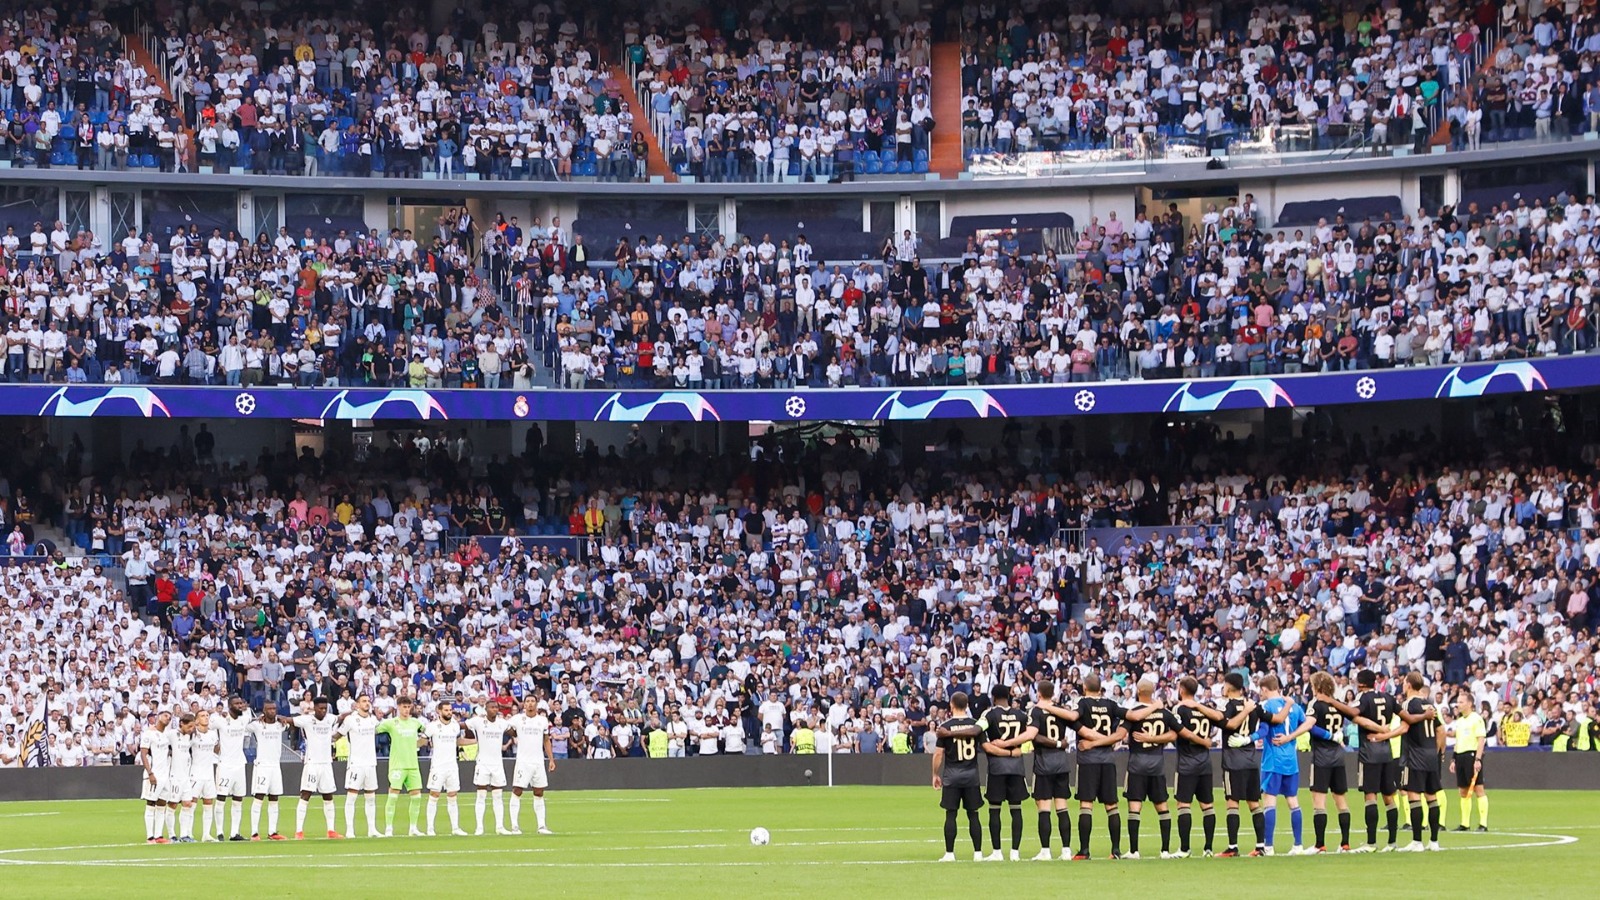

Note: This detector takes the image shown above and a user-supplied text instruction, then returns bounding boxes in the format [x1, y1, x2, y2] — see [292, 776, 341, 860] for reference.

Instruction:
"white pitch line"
[0, 812, 60, 818]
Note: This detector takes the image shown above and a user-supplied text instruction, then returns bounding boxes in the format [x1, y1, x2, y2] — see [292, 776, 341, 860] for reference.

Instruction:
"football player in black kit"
[1305, 672, 1353, 852]
[1218, 672, 1268, 856]
[1172, 676, 1220, 857]
[978, 685, 1031, 861]
[1321, 668, 1406, 850]
[1014, 680, 1077, 860]
[1122, 676, 1182, 859]
[1044, 673, 1127, 860]
[932, 692, 985, 862]
[1396, 671, 1446, 852]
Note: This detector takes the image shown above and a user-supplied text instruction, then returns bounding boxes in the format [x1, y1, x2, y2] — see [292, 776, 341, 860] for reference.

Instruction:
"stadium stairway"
[930, 42, 965, 178]
[610, 65, 674, 181]
[126, 33, 195, 163]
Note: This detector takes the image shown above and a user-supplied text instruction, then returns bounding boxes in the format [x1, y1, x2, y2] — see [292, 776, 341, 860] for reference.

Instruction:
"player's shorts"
[940, 784, 983, 812]
[140, 776, 168, 803]
[1076, 762, 1118, 805]
[1223, 767, 1262, 803]
[251, 765, 284, 797]
[1176, 771, 1214, 804]
[388, 767, 423, 792]
[1032, 772, 1072, 802]
[1312, 764, 1349, 795]
[427, 764, 462, 794]
[512, 760, 549, 790]
[1260, 771, 1299, 797]
[300, 763, 337, 795]
[1357, 759, 1400, 796]
[984, 772, 1028, 805]
[197, 773, 219, 801]
[1454, 752, 1484, 789]
[1403, 765, 1442, 795]
[156, 779, 183, 804]
[473, 763, 507, 789]
[345, 764, 379, 792]
[217, 765, 247, 797]
[177, 778, 200, 803]
[1124, 771, 1169, 804]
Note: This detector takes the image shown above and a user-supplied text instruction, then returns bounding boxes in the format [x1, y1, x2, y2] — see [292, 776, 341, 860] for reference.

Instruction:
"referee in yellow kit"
[1447, 692, 1488, 832]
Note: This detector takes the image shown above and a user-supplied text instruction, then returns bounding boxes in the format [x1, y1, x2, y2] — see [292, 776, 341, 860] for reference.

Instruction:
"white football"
[750, 827, 771, 846]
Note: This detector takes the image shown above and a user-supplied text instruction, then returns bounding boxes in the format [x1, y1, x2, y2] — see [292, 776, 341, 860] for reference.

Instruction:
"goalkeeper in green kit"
[377, 697, 428, 836]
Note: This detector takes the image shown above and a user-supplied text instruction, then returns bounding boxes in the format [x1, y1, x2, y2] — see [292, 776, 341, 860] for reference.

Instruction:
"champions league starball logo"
[593, 392, 723, 422]
[870, 389, 1008, 420]
[37, 387, 173, 418]
[318, 390, 449, 420]
[1161, 378, 1295, 413]
[1433, 361, 1549, 399]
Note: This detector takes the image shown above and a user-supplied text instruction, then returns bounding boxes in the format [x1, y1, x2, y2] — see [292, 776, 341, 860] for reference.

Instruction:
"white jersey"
[216, 713, 252, 767]
[425, 719, 463, 763]
[293, 713, 338, 765]
[466, 716, 509, 765]
[169, 731, 195, 783]
[192, 728, 220, 771]
[340, 712, 379, 767]
[141, 726, 174, 776]
[249, 720, 288, 766]
[507, 713, 550, 762]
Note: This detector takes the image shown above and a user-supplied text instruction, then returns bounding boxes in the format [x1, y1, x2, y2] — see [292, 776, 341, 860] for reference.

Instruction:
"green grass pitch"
[0, 787, 1593, 898]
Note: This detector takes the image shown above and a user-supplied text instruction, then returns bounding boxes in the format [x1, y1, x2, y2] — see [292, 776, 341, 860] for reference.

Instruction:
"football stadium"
[0, 0, 1597, 896]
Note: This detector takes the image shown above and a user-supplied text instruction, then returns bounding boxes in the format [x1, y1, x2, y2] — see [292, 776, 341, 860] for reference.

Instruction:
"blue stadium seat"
[59, 126, 75, 141]
[913, 148, 927, 161]
[913, 159, 929, 174]
[862, 157, 881, 175]
[897, 160, 914, 174]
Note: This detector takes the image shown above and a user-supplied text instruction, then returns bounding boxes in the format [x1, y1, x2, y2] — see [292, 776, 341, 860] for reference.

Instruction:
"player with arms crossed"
[424, 702, 472, 835]
[1122, 676, 1181, 859]
[248, 700, 289, 840]
[213, 696, 252, 841]
[932, 691, 985, 862]
[1446, 692, 1489, 832]
[1015, 680, 1077, 860]
[1305, 672, 1353, 853]
[1217, 673, 1267, 856]
[977, 684, 1031, 861]
[291, 696, 343, 839]
[1396, 671, 1446, 852]
[1070, 674, 1127, 859]
[337, 695, 383, 838]
[1172, 676, 1220, 857]
[138, 710, 174, 844]
[506, 697, 556, 834]
[465, 702, 513, 835]
[377, 696, 427, 836]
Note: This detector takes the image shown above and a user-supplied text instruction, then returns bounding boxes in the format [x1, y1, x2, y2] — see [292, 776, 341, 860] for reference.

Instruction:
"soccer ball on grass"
[749, 827, 771, 846]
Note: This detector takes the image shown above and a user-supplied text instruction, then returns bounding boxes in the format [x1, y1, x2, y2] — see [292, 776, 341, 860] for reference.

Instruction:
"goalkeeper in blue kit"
[1257, 675, 1336, 855]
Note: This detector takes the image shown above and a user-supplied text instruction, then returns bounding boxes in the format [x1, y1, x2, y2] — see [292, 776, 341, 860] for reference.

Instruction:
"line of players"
[932, 669, 1471, 861]
[137, 694, 558, 842]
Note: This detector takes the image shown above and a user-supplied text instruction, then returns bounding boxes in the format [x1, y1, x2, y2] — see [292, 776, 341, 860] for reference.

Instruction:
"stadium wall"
[2, 752, 1594, 803]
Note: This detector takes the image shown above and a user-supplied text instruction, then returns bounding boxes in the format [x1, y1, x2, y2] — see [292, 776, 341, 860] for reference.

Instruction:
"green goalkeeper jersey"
[378, 716, 425, 769]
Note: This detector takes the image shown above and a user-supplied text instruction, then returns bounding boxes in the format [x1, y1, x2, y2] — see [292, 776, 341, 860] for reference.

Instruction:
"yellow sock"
[1477, 796, 1488, 828]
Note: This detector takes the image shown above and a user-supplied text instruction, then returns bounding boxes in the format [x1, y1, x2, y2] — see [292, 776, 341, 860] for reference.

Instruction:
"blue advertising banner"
[12, 358, 1586, 422]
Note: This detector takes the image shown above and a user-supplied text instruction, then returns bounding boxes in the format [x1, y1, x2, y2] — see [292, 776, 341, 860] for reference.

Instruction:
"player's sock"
[1477, 796, 1489, 828]
[1365, 802, 1379, 843]
[408, 794, 422, 832]
[250, 799, 262, 836]
[532, 796, 547, 829]
[295, 799, 308, 835]
[1056, 811, 1071, 849]
[425, 796, 438, 831]
[1127, 811, 1140, 855]
[1226, 810, 1240, 848]
[1178, 811, 1192, 853]
[1314, 811, 1327, 847]
[385, 793, 399, 832]
[1159, 810, 1172, 853]
[491, 790, 505, 832]
[1078, 811, 1093, 854]
[447, 797, 460, 831]
[144, 806, 156, 840]
[346, 795, 358, 835]
[201, 805, 213, 839]
[230, 799, 242, 837]
[944, 809, 959, 853]
[323, 799, 336, 832]
[1264, 806, 1276, 848]
[164, 807, 176, 838]
[1290, 807, 1302, 846]
[1410, 803, 1424, 842]
[1251, 810, 1266, 848]
[365, 795, 377, 834]
[267, 800, 279, 835]
[1037, 810, 1052, 849]
[966, 810, 983, 852]
[1008, 806, 1023, 851]
[1107, 812, 1121, 855]
[1338, 810, 1351, 846]
[1202, 811, 1216, 851]
[1386, 804, 1399, 844]
[987, 807, 1002, 850]
[179, 806, 192, 840]
[509, 796, 521, 831]
[1427, 801, 1441, 841]
[476, 792, 488, 830]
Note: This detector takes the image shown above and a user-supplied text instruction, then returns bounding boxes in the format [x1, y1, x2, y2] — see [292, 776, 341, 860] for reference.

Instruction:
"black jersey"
[1175, 704, 1215, 776]
[937, 716, 982, 788]
[1127, 704, 1181, 776]
[1221, 697, 1262, 770]
[1029, 704, 1074, 776]
[1074, 696, 1123, 766]
[1401, 697, 1441, 772]
[980, 705, 1030, 776]
[1356, 690, 1398, 763]
[1308, 698, 1347, 768]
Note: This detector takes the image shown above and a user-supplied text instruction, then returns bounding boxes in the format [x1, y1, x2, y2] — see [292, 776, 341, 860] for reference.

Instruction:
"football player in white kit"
[507, 697, 556, 835]
[248, 700, 289, 840]
[214, 696, 253, 841]
[169, 713, 199, 842]
[465, 701, 512, 835]
[139, 710, 175, 843]
[191, 710, 222, 841]
[292, 696, 344, 840]
[337, 695, 383, 838]
[424, 703, 470, 836]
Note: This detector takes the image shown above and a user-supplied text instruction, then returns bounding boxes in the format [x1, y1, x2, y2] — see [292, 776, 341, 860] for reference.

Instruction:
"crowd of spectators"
[1, 400, 1598, 765]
